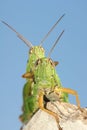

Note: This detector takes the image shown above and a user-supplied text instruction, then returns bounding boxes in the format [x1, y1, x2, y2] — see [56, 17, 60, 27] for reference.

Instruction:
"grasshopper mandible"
[1, 15, 80, 127]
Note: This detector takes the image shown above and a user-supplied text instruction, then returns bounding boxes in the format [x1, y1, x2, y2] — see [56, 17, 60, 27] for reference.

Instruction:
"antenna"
[0, 20, 33, 48]
[48, 30, 64, 58]
[39, 14, 65, 46]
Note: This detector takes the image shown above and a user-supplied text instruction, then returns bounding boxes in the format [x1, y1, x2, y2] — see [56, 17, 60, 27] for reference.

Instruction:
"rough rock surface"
[22, 101, 87, 130]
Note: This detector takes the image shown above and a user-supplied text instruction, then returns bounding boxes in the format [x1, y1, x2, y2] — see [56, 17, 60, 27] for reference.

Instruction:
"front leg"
[38, 91, 62, 130]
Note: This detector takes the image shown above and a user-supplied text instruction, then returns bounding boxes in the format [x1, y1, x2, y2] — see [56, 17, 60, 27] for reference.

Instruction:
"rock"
[22, 101, 87, 130]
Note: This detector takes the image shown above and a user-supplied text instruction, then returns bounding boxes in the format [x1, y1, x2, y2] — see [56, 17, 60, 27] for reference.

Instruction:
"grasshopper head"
[34, 57, 56, 80]
[35, 57, 57, 68]
[34, 57, 59, 92]
[29, 46, 45, 58]
[26, 46, 45, 72]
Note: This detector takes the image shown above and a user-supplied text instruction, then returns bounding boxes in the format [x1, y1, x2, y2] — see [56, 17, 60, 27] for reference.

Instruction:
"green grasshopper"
[21, 32, 80, 126]
[0, 15, 64, 101]
[1, 15, 80, 127]
[0, 14, 65, 121]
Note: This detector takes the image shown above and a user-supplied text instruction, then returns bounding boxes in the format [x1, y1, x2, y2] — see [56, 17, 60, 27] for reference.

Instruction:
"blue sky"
[0, 1, 87, 130]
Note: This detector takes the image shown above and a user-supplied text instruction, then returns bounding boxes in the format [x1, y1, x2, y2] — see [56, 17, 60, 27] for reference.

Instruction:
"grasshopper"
[1, 15, 80, 127]
[21, 32, 80, 126]
[0, 14, 65, 121]
[0, 15, 64, 104]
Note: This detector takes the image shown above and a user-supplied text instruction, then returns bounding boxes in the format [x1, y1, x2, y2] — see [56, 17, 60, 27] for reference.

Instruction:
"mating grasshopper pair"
[1, 15, 80, 126]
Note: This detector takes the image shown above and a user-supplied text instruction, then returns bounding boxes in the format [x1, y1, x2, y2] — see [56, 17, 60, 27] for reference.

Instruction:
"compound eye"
[35, 59, 41, 67]
[39, 46, 44, 53]
[41, 47, 44, 52]
[29, 47, 33, 54]
[49, 59, 53, 65]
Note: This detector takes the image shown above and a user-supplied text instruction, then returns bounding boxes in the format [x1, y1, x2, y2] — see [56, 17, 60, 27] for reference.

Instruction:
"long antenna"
[39, 14, 65, 46]
[0, 20, 33, 48]
[48, 30, 64, 58]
